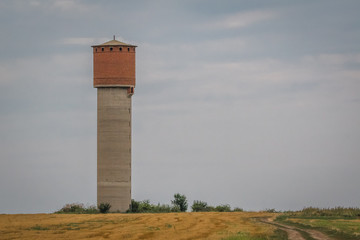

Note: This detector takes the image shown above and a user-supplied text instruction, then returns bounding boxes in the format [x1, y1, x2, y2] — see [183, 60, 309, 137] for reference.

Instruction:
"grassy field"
[277, 216, 360, 240]
[275, 207, 360, 240]
[3, 210, 360, 240]
[0, 212, 280, 240]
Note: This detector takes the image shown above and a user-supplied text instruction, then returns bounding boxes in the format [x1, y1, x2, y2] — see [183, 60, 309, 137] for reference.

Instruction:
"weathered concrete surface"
[97, 87, 131, 212]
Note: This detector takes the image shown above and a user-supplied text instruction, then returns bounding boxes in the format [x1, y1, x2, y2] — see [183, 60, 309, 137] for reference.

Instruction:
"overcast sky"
[0, 0, 359, 214]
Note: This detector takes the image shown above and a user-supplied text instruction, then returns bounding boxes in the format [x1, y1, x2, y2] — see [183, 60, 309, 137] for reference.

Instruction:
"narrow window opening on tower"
[110, 47, 113, 51]
[95, 48, 97, 52]
[127, 47, 130, 52]
[119, 47, 122, 51]
[101, 47, 104, 52]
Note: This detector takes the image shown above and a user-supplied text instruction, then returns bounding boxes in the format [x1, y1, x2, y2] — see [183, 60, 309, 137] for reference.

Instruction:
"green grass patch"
[146, 226, 160, 231]
[222, 229, 288, 240]
[276, 214, 360, 240]
[165, 223, 173, 228]
[29, 225, 50, 231]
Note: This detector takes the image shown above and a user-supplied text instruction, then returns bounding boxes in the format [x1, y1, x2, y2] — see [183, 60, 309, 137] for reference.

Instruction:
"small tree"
[172, 193, 188, 212]
[98, 203, 111, 213]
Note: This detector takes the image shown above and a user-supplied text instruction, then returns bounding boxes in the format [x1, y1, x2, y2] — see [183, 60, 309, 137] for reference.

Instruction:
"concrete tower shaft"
[92, 39, 136, 212]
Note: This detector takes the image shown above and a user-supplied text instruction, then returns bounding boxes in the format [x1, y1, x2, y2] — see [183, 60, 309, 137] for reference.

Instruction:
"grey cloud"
[200, 10, 278, 29]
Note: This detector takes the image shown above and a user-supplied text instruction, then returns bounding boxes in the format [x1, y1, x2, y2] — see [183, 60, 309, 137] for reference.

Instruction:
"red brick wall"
[93, 46, 136, 87]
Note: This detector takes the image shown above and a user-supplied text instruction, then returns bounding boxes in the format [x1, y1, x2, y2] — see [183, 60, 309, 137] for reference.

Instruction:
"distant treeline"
[127, 199, 243, 213]
[285, 207, 360, 218]
[55, 193, 243, 214]
[55, 194, 360, 216]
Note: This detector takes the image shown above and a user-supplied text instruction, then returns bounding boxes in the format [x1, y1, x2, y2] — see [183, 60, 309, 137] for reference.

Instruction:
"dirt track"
[260, 217, 334, 240]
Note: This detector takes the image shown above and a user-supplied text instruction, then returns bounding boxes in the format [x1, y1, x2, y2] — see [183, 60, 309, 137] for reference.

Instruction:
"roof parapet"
[92, 39, 137, 48]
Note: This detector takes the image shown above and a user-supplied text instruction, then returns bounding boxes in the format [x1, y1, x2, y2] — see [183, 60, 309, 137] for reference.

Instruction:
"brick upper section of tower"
[92, 40, 136, 88]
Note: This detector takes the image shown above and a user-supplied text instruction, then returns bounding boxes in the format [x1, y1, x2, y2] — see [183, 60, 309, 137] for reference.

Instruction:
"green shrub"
[83, 205, 99, 214]
[172, 193, 188, 212]
[98, 203, 111, 213]
[233, 207, 244, 212]
[55, 203, 99, 214]
[207, 206, 216, 211]
[155, 203, 179, 213]
[153, 203, 171, 213]
[215, 204, 231, 212]
[128, 199, 140, 213]
[56, 203, 84, 213]
[171, 205, 181, 212]
[191, 201, 243, 212]
[60, 203, 85, 213]
[192, 200, 210, 212]
[138, 200, 153, 212]
[264, 209, 277, 213]
[127, 199, 180, 213]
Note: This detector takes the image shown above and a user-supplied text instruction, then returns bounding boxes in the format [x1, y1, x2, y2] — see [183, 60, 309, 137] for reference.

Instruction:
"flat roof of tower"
[92, 39, 137, 47]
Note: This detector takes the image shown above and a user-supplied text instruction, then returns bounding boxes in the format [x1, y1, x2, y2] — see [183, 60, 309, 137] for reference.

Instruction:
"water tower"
[92, 37, 136, 212]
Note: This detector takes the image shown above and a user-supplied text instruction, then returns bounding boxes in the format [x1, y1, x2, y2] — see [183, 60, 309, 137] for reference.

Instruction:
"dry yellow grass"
[0, 212, 277, 240]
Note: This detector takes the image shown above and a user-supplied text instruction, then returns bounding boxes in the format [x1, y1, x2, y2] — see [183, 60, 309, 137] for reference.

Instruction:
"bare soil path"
[260, 217, 334, 240]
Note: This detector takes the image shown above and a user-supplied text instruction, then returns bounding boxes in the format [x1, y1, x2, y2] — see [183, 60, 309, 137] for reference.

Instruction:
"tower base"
[97, 87, 132, 212]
